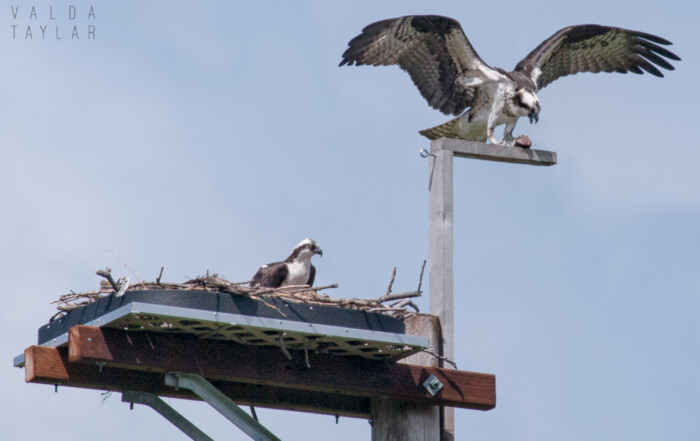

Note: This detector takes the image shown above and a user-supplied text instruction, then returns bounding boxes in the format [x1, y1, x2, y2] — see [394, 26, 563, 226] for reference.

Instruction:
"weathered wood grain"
[67, 325, 495, 410]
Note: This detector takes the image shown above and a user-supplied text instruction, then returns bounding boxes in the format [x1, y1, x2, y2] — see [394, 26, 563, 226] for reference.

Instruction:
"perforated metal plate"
[111, 305, 422, 360]
[34, 290, 428, 362]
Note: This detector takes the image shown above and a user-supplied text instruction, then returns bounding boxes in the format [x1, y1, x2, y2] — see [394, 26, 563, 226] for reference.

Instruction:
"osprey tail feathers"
[419, 117, 465, 140]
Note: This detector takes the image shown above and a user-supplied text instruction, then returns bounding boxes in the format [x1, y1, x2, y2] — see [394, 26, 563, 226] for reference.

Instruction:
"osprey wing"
[515, 25, 680, 90]
[250, 261, 288, 288]
[307, 265, 316, 287]
[340, 15, 504, 116]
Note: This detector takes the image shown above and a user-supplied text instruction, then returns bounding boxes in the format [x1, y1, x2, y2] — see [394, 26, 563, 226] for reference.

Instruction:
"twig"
[96, 268, 119, 291]
[368, 307, 414, 313]
[304, 345, 311, 369]
[384, 267, 397, 298]
[390, 298, 420, 312]
[278, 336, 292, 361]
[49, 311, 66, 322]
[250, 283, 339, 297]
[52, 291, 101, 304]
[419, 349, 458, 369]
[416, 260, 426, 293]
[256, 297, 288, 318]
[371, 290, 421, 303]
[156, 267, 164, 287]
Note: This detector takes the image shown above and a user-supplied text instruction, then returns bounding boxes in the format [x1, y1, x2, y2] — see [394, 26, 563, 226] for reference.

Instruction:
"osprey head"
[291, 239, 323, 260]
[517, 88, 540, 124]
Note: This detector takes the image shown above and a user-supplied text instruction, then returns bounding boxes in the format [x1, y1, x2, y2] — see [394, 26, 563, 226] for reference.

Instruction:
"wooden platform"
[22, 324, 496, 418]
[431, 138, 557, 166]
[17, 292, 495, 418]
[35, 290, 427, 362]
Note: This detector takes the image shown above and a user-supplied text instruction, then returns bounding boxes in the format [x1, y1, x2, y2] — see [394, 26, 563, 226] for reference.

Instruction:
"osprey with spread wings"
[340, 15, 679, 146]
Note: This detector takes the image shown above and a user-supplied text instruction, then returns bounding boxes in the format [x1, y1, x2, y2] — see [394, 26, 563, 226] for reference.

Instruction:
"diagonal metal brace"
[121, 390, 214, 441]
[164, 372, 281, 441]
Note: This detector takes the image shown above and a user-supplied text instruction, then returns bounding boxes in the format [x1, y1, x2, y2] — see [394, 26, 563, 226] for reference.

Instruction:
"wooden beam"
[371, 315, 442, 441]
[431, 138, 557, 166]
[428, 138, 551, 439]
[24, 345, 371, 418]
[67, 325, 496, 410]
[429, 147, 457, 441]
[428, 149, 455, 369]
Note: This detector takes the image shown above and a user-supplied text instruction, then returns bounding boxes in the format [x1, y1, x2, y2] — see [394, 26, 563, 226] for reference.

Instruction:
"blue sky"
[2, 1, 698, 440]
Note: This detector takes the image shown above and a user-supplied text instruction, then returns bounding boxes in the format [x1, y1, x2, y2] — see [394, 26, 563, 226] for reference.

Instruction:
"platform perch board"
[28, 290, 428, 363]
[431, 138, 558, 166]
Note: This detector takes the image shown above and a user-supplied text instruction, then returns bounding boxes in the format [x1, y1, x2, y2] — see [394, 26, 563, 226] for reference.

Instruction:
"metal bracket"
[165, 372, 281, 441]
[122, 390, 214, 441]
[422, 374, 444, 396]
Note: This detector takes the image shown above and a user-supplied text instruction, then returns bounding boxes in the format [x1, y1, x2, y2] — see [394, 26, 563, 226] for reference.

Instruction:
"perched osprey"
[250, 239, 323, 288]
[340, 15, 680, 145]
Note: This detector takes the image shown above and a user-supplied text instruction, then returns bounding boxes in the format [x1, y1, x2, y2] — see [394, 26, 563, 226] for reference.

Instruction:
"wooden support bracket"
[24, 345, 371, 418]
[62, 325, 495, 410]
[23, 325, 495, 417]
[23, 323, 494, 421]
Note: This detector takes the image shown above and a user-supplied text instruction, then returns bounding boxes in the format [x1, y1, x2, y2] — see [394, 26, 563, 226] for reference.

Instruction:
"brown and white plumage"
[340, 16, 488, 116]
[340, 15, 680, 145]
[250, 239, 323, 289]
[515, 25, 680, 90]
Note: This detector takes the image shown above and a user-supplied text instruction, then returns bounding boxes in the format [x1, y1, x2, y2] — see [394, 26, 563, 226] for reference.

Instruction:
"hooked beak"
[528, 104, 540, 124]
[315, 248, 323, 257]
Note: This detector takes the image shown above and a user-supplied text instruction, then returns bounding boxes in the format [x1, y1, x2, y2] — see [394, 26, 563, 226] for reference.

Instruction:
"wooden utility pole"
[371, 315, 441, 441]
[429, 146, 456, 441]
[428, 138, 556, 440]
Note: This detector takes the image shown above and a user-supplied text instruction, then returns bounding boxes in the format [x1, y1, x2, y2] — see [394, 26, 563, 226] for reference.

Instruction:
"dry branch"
[372, 291, 421, 303]
[419, 348, 458, 370]
[384, 267, 397, 298]
[96, 268, 118, 291]
[156, 266, 165, 287]
[416, 260, 427, 293]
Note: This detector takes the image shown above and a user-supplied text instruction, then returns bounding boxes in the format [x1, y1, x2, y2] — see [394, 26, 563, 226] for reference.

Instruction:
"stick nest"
[50, 262, 425, 323]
